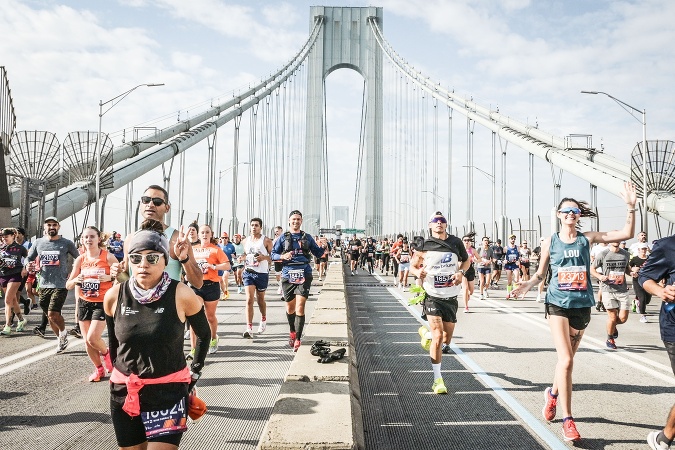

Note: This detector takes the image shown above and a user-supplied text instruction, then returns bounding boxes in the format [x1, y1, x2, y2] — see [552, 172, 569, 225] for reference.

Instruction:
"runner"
[218, 232, 236, 300]
[629, 243, 652, 323]
[504, 234, 520, 297]
[519, 240, 532, 282]
[0, 228, 28, 334]
[188, 224, 230, 355]
[272, 226, 284, 295]
[347, 233, 362, 276]
[364, 237, 376, 275]
[490, 239, 504, 288]
[461, 233, 477, 312]
[533, 237, 546, 302]
[591, 242, 608, 312]
[317, 236, 330, 281]
[409, 211, 470, 394]
[381, 238, 391, 276]
[638, 234, 675, 450]
[590, 242, 632, 349]
[15, 227, 32, 313]
[26, 216, 80, 352]
[240, 218, 273, 338]
[65, 226, 118, 381]
[231, 234, 245, 294]
[107, 232, 125, 262]
[271, 210, 326, 352]
[476, 236, 493, 300]
[512, 181, 636, 442]
[390, 234, 404, 278]
[123, 185, 203, 289]
[103, 219, 210, 449]
[395, 240, 412, 290]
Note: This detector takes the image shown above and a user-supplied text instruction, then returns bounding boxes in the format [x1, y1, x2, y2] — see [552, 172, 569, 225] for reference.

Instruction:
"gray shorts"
[602, 290, 631, 310]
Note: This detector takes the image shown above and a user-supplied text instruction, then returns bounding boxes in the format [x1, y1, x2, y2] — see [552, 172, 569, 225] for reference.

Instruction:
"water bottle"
[664, 301, 675, 313]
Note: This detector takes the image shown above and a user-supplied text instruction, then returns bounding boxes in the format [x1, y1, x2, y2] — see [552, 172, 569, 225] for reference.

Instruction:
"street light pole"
[462, 165, 495, 238]
[96, 83, 164, 228]
[216, 161, 251, 234]
[581, 90, 648, 233]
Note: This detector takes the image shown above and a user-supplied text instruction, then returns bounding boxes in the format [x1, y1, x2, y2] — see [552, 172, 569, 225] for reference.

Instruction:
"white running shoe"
[243, 326, 253, 339]
[258, 320, 267, 334]
[276, 285, 282, 295]
[640, 315, 648, 323]
[484, 290, 490, 298]
[479, 294, 485, 300]
[536, 294, 543, 303]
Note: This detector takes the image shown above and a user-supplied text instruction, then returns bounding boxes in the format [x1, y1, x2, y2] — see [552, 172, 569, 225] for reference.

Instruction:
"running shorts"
[282, 273, 313, 301]
[39, 288, 68, 314]
[602, 291, 631, 310]
[544, 303, 591, 331]
[0, 273, 23, 287]
[422, 295, 458, 323]
[464, 266, 476, 282]
[78, 298, 106, 321]
[477, 267, 491, 275]
[243, 270, 269, 292]
[191, 280, 221, 302]
[110, 398, 184, 448]
[504, 263, 518, 271]
[274, 262, 283, 273]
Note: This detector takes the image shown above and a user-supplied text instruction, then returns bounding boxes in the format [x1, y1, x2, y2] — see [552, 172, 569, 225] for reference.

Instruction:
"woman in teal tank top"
[512, 181, 637, 442]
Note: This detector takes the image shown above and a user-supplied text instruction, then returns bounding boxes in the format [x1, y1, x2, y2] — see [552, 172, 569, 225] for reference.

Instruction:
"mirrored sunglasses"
[430, 217, 447, 224]
[128, 253, 164, 265]
[558, 207, 581, 215]
[141, 196, 167, 207]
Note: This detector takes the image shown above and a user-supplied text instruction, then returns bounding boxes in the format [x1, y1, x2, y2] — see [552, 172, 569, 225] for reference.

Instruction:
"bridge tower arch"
[304, 6, 383, 236]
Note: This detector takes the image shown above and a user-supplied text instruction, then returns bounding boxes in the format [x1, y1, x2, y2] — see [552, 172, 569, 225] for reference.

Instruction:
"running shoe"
[293, 339, 302, 352]
[606, 338, 617, 349]
[16, 318, 27, 332]
[69, 326, 82, 338]
[631, 299, 637, 313]
[484, 290, 489, 298]
[221, 291, 229, 301]
[237, 286, 243, 294]
[464, 307, 469, 313]
[56, 335, 69, 354]
[479, 294, 485, 300]
[599, 303, 607, 312]
[611, 329, 619, 339]
[208, 337, 218, 354]
[276, 285, 283, 295]
[647, 430, 671, 450]
[432, 377, 447, 394]
[418, 326, 431, 351]
[243, 326, 253, 339]
[101, 350, 113, 372]
[441, 343, 452, 354]
[536, 294, 543, 303]
[33, 326, 46, 338]
[318, 277, 322, 282]
[640, 315, 648, 323]
[88, 365, 106, 382]
[185, 349, 195, 361]
[542, 387, 557, 421]
[257, 320, 267, 334]
[351, 271, 354, 276]
[184, 329, 191, 340]
[562, 418, 581, 442]
[288, 331, 297, 347]
[1, 325, 11, 335]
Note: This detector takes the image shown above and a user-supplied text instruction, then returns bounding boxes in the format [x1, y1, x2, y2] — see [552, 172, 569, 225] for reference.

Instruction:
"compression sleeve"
[186, 306, 210, 374]
[105, 314, 119, 364]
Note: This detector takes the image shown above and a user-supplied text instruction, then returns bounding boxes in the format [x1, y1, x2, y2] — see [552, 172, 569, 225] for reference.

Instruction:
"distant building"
[332, 206, 349, 227]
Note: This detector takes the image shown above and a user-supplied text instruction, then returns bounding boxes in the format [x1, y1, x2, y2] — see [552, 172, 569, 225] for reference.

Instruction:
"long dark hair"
[557, 197, 596, 229]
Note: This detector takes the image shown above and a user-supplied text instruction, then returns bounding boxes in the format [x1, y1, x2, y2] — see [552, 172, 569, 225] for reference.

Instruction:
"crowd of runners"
[2, 181, 674, 448]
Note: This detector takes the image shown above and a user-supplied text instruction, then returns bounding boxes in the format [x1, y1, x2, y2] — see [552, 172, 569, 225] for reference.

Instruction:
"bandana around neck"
[130, 271, 171, 305]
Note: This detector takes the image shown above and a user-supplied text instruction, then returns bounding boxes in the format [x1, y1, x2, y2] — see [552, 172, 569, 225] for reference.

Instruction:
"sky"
[2, 0, 674, 242]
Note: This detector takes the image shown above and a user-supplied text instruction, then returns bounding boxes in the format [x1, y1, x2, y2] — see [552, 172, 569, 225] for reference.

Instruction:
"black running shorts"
[77, 298, 105, 322]
[422, 295, 458, 323]
[39, 288, 68, 314]
[110, 398, 184, 447]
[544, 303, 591, 331]
[282, 273, 313, 302]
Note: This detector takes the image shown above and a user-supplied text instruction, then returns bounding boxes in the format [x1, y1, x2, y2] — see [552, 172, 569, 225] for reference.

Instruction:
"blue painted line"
[387, 287, 567, 450]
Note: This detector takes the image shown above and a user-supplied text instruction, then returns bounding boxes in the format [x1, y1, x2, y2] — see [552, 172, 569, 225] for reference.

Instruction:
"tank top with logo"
[79, 250, 112, 303]
[243, 235, 269, 273]
[546, 232, 594, 309]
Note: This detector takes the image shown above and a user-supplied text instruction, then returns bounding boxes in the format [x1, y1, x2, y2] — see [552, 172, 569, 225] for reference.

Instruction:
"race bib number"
[141, 397, 188, 439]
[288, 269, 305, 285]
[368, 253, 374, 258]
[558, 266, 587, 291]
[507, 254, 517, 263]
[82, 268, 106, 297]
[2, 257, 16, 268]
[607, 270, 625, 285]
[196, 259, 209, 274]
[351, 245, 358, 251]
[40, 251, 60, 267]
[433, 274, 454, 289]
[400, 254, 410, 263]
[246, 254, 260, 267]
[521, 257, 529, 263]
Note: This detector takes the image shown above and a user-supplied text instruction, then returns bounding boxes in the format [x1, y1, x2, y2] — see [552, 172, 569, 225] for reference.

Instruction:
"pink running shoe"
[293, 339, 302, 352]
[562, 418, 581, 442]
[88, 365, 106, 382]
[288, 331, 297, 348]
[542, 387, 557, 421]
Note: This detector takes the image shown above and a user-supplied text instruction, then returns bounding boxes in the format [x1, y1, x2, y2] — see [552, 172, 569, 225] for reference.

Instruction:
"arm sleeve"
[270, 238, 283, 261]
[186, 306, 210, 375]
[105, 313, 119, 365]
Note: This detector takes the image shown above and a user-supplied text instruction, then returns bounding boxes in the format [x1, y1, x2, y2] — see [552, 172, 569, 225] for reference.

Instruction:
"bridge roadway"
[0, 262, 670, 449]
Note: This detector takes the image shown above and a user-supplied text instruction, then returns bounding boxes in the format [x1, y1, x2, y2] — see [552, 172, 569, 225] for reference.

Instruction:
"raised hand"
[175, 225, 189, 261]
[620, 181, 637, 207]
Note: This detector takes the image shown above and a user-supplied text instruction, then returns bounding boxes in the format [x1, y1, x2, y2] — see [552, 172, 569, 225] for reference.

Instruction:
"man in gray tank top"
[120, 185, 203, 288]
[590, 242, 631, 349]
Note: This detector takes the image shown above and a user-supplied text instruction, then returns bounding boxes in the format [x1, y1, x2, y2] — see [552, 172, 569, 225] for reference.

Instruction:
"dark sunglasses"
[430, 217, 447, 224]
[128, 253, 164, 265]
[141, 196, 167, 207]
[558, 207, 581, 215]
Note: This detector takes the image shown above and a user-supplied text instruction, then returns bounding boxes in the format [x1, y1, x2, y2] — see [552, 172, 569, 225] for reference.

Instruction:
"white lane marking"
[0, 339, 85, 376]
[381, 423, 413, 427]
[435, 420, 520, 426]
[374, 392, 398, 396]
[386, 287, 568, 450]
[370, 370, 390, 374]
[0, 341, 56, 366]
[484, 299, 675, 383]
[373, 273, 386, 283]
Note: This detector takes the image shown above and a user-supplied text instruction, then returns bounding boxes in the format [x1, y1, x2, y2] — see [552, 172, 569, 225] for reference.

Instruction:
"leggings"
[634, 282, 652, 314]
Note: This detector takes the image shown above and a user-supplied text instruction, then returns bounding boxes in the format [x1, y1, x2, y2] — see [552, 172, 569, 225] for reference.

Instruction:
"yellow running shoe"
[221, 291, 229, 301]
[418, 326, 431, 351]
[432, 377, 448, 394]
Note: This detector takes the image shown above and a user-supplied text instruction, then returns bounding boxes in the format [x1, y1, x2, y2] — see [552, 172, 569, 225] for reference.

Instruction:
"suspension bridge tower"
[304, 6, 383, 236]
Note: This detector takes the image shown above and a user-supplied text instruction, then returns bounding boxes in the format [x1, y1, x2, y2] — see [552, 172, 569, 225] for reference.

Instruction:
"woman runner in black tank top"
[105, 220, 210, 449]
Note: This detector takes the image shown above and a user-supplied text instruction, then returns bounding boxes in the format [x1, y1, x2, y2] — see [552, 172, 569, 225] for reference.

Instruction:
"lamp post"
[463, 165, 495, 237]
[96, 83, 164, 228]
[581, 90, 648, 233]
[216, 161, 251, 234]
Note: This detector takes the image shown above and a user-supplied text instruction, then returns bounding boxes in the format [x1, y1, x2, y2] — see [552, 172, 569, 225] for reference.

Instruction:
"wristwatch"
[190, 371, 201, 381]
[458, 269, 466, 276]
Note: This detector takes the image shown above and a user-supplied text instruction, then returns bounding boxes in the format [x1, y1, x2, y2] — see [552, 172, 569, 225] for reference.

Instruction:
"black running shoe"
[68, 327, 82, 338]
[33, 327, 46, 338]
[21, 297, 30, 315]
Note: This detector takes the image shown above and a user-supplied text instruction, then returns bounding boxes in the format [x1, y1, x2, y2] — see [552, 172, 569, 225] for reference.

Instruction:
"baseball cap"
[428, 211, 446, 222]
[221, 232, 229, 238]
[16, 227, 26, 235]
[234, 234, 241, 239]
[636, 243, 649, 250]
[44, 216, 59, 223]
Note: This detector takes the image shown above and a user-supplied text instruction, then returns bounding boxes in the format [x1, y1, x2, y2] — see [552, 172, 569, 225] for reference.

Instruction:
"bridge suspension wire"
[321, 81, 331, 228]
[351, 80, 368, 229]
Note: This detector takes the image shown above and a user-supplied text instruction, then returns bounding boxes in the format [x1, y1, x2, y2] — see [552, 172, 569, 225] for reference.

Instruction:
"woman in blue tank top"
[512, 181, 637, 442]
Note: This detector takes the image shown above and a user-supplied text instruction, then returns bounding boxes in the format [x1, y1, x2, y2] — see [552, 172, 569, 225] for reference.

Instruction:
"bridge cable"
[351, 80, 368, 229]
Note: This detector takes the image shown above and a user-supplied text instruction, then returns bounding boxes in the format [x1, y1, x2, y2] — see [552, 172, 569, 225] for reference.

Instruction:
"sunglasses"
[558, 207, 581, 215]
[128, 253, 164, 265]
[141, 196, 167, 207]
[430, 217, 447, 224]
[463, 239, 472, 242]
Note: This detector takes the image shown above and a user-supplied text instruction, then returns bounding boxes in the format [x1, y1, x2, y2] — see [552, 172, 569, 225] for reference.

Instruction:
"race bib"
[40, 251, 60, 267]
[368, 253, 373, 258]
[507, 254, 517, 263]
[521, 257, 529, 263]
[433, 274, 454, 289]
[400, 254, 410, 263]
[141, 397, 188, 439]
[246, 254, 260, 267]
[288, 269, 305, 285]
[2, 257, 16, 268]
[82, 268, 106, 297]
[196, 259, 209, 274]
[558, 266, 587, 291]
[351, 245, 358, 251]
[607, 270, 625, 285]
